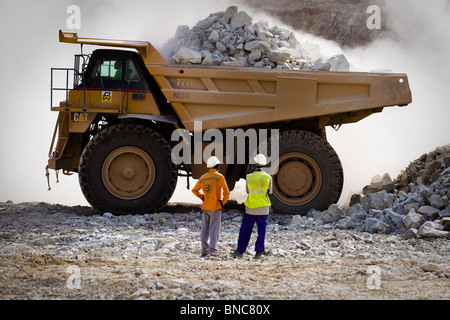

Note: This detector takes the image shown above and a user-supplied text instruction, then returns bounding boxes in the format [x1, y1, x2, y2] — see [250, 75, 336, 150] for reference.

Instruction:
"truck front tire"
[78, 124, 177, 215]
[271, 130, 343, 215]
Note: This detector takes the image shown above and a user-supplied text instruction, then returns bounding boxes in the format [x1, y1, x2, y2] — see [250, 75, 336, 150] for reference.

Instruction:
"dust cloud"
[328, 0, 450, 206]
[0, 0, 448, 208]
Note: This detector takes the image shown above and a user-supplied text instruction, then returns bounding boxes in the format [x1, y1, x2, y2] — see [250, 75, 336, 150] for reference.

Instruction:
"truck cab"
[84, 49, 146, 90]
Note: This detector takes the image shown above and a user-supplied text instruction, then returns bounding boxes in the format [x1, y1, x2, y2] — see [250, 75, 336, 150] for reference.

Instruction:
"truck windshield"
[90, 59, 140, 82]
[90, 59, 122, 80]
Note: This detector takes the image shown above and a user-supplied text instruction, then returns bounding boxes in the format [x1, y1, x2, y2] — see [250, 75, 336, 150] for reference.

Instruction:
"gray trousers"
[201, 210, 221, 254]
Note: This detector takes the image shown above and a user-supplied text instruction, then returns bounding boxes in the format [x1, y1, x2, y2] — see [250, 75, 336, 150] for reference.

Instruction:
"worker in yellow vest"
[231, 154, 272, 259]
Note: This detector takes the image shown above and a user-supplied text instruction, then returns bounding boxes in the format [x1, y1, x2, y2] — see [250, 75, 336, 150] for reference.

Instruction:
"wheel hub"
[277, 161, 313, 197]
[121, 166, 135, 180]
[273, 152, 322, 206]
[102, 146, 155, 200]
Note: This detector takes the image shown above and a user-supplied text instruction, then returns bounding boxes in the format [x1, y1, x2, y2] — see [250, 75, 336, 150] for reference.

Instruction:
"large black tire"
[270, 130, 343, 215]
[78, 124, 177, 215]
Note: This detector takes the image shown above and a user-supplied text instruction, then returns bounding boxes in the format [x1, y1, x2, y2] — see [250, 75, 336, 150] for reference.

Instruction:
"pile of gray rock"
[291, 144, 450, 239]
[162, 6, 349, 71]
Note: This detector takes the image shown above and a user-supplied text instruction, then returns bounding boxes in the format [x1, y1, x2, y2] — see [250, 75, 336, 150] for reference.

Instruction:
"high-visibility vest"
[244, 171, 271, 209]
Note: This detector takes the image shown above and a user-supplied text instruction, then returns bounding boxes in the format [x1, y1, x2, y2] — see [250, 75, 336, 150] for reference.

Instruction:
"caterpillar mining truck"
[47, 30, 412, 215]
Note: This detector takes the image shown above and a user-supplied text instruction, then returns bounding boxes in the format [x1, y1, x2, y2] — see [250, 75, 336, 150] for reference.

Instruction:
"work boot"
[230, 250, 243, 258]
[201, 252, 208, 257]
[254, 252, 264, 259]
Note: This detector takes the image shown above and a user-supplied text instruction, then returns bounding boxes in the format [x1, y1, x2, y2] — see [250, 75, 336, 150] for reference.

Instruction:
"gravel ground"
[0, 201, 449, 301]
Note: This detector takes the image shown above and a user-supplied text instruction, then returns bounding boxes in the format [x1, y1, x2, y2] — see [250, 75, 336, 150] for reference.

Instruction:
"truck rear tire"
[270, 130, 343, 215]
[78, 124, 177, 215]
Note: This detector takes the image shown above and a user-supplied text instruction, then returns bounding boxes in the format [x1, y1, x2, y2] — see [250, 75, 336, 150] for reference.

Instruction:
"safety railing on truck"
[50, 54, 89, 111]
[48, 54, 90, 186]
[50, 67, 74, 111]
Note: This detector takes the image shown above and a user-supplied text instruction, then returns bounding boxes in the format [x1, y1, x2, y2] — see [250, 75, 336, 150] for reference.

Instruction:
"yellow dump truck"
[47, 30, 412, 215]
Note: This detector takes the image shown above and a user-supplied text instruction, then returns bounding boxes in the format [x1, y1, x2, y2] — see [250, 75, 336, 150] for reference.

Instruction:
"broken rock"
[172, 47, 202, 64]
[401, 228, 418, 240]
[417, 222, 448, 238]
[322, 204, 346, 223]
[313, 58, 331, 71]
[196, 15, 219, 30]
[208, 30, 220, 43]
[418, 205, 440, 220]
[363, 173, 395, 194]
[419, 262, 442, 273]
[267, 47, 291, 63]
[230, 11, 253, 29]
[244, 40, 271, 51]
[223, 6, 238, 24]
[249, 49, 262, 61]
[348, 203, 368, 223]
[384, 208, 404, 226]
[365, 218, 389, 234]
[360, 190, 392, 212]
[402, 209, 425, 229]
[441, 217, 450, 231]
[428, 195, 445, 209]
[440, 206, 450, 218]
[327, 54, 350, 72]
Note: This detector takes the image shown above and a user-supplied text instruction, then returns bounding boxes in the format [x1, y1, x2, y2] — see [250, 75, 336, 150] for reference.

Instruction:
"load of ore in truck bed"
[161, 6, 350, 71]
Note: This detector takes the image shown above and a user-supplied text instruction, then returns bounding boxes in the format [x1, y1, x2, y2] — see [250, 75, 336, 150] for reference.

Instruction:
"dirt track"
[0, 201, 449, 301]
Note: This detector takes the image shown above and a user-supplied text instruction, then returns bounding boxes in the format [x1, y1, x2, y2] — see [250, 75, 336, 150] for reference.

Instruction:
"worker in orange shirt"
[192, 156, 230, 257]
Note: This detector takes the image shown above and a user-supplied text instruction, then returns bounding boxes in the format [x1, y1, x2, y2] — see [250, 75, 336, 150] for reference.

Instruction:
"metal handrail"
[50, 67, 74, 111]
[50, 54, 89, 111]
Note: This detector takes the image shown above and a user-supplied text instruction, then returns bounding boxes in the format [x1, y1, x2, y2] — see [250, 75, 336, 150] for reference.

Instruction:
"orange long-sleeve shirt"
[192, 169, 230, 211]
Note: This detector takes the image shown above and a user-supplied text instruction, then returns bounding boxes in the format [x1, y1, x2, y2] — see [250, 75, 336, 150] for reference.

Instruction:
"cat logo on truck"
[71, 112, 88, 122]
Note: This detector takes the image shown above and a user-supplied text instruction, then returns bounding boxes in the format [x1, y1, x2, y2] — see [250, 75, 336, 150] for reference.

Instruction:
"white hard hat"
[253, 154, 267, 166]
[207, 156, 221, 168]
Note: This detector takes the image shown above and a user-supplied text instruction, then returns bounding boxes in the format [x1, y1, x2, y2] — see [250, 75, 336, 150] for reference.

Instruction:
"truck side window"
[125, 60, 140, 82]
[90, 60, 123, 80]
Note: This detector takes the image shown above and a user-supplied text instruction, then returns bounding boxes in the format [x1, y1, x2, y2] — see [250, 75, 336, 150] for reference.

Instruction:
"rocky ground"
[0, 201, 449, 300]
[1, 146, 449, 301]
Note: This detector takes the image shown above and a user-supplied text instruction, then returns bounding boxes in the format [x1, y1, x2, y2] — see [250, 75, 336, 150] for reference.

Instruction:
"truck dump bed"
[58, 31, 412, 132]
[147, 64, 412, 131]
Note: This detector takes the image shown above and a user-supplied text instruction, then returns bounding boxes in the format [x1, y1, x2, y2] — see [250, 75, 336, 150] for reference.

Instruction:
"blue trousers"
[237, 212, 268, 254]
